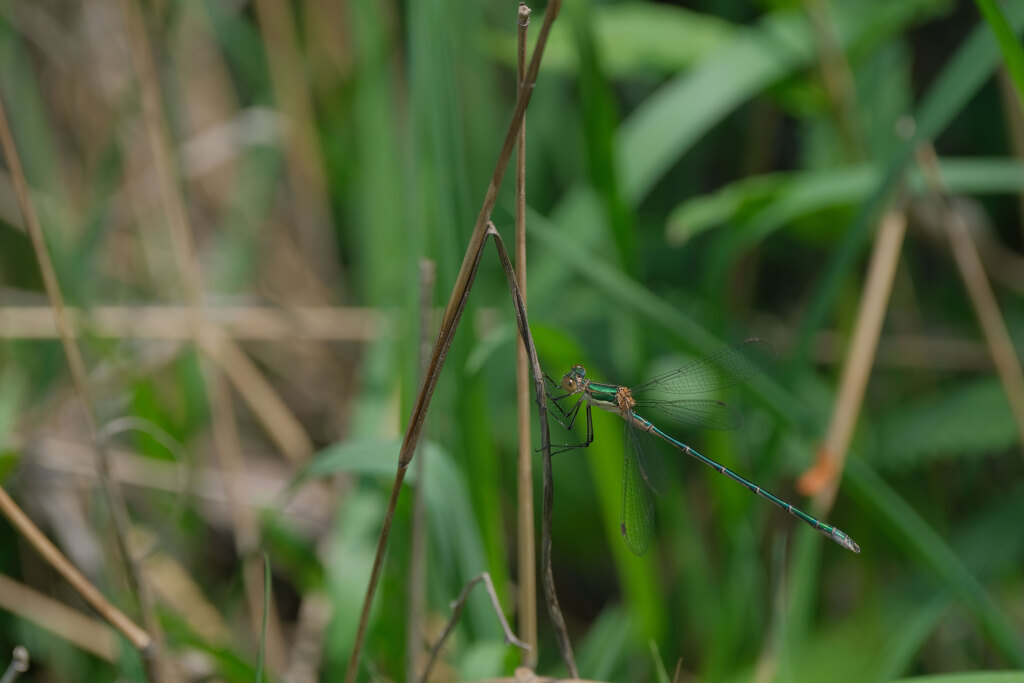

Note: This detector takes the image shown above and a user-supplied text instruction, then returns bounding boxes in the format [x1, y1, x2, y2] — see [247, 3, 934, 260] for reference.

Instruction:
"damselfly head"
[560, 364, 587, 392]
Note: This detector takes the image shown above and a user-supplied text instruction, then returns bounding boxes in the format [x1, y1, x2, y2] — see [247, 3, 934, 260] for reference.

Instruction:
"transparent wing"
[620, 418, 659, 556]
[631, 339, 775, 396]
[634, 398, 742, 431]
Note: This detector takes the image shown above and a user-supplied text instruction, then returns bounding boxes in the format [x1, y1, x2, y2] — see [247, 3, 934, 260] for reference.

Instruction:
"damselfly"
[547, 338, 860, 556]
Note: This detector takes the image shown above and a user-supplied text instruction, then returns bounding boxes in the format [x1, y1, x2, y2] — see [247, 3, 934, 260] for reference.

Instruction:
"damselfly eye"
[572, 364, 586, 378]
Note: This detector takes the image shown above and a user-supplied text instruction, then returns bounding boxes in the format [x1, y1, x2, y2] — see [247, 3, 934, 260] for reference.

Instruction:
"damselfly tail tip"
[842, 536, 861, 554]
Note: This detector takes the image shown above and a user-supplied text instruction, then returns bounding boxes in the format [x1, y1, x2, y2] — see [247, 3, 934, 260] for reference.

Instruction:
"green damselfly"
[547, 338, 860, 556]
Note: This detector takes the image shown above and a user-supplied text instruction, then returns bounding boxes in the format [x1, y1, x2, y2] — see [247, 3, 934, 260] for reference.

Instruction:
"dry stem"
[515, 1, 538, 667]
[343, 2, 563, 678]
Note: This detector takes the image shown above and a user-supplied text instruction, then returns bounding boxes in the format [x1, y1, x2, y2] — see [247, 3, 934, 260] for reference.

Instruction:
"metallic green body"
[550, 339, 860, 556]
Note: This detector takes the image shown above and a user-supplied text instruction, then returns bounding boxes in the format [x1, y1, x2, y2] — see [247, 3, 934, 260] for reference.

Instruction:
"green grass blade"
[564, 0, 637, 270]
[975, 0, 1024, 109]
[894, 673, 1024, 683]
[845, 458, 1024, 667]
[666, 159, 1024, 246]
[617, 0, 945, 203]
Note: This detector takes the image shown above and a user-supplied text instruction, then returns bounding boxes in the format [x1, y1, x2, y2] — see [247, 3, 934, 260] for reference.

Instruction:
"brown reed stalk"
[514, 1, 539, 667]
[343, 2, 563, 679]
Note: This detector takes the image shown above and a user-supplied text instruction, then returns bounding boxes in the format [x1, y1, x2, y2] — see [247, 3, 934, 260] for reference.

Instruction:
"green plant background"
[0, 0, 1023, 681]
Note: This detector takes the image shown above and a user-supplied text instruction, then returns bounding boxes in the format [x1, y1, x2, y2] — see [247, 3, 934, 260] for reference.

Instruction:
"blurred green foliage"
[1, 0, 1023, 681]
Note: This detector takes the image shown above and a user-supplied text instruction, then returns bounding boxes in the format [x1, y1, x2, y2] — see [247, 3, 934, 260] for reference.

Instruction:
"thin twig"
[407, 259, 436, 682]
[419, 572, 530, 683]
[0, 87, 154, 658]
[916, 143, 1024, 454]
[488, 223, 577, 676]
[514, 2, 538, 668]
[343, 2, 562, 678]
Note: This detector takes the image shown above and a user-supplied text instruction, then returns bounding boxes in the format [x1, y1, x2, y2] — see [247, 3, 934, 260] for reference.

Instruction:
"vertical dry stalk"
[514, 1, 538, 667]
[916, 144, 1024, 454]
[344, 3, 562, 679]
[406, 259, 436, 682]
[117, 0, 289, 668]
[798, 209, 907, 508]
[0, 93, 154, 658]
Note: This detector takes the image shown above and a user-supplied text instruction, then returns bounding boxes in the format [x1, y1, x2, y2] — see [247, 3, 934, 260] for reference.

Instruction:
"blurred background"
[1, 0, 1023, 681]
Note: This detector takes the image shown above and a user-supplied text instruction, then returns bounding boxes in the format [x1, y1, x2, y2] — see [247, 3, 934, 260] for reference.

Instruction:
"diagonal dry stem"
[344, 3, 562, 679]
